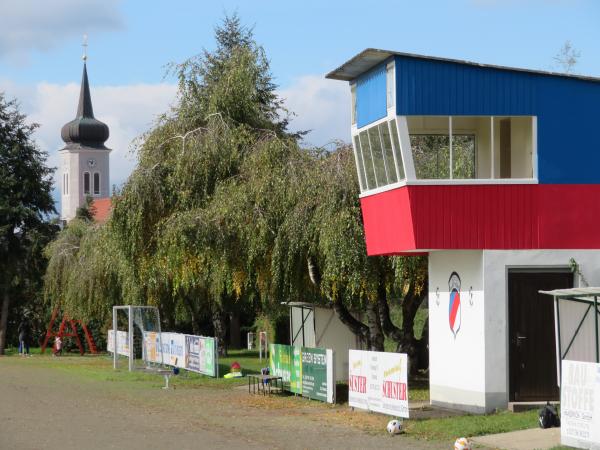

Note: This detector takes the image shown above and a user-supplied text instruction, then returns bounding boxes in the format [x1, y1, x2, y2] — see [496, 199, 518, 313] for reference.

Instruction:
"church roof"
[91, 197, 112, 224]
[61, 63, 110, 150]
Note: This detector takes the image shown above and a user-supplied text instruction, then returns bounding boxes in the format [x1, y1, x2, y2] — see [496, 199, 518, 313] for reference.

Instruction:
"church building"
[59, 57, 111, 223]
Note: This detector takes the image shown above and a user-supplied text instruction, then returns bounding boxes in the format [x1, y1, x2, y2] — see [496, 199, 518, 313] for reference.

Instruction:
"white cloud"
[0, 72, 349, 213]
[0, 0, 123, 62]
[0, 78, 177, 208]
[279, 75, 351, 148]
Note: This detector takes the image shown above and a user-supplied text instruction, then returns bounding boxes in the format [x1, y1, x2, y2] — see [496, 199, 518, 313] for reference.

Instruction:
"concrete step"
[508, 401, 559, 412]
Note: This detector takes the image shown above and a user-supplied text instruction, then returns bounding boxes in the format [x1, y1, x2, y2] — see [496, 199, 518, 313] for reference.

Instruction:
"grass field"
[2, 347, 558, 446]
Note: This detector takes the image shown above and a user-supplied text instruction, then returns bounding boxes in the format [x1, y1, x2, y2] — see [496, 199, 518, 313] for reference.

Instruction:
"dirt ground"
[0, 356, 452, 450]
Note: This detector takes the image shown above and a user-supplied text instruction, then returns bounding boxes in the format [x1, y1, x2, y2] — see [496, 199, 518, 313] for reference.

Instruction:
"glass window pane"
[359, 131, 376, 189]
[389, 119, 405, 180]
[353, 135, 367, 190]
[408, 116, 450, 179]
[379, 123, 398, 184]
[84, 173, 90, 194]
[452, 135, 476, 179]
[367, 126, 388, 186]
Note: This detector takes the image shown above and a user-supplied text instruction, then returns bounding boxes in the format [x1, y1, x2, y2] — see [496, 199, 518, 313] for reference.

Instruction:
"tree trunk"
[229, 312, 241, 349]
[366, 299, 384, 351]
[0, 290, 10, 355]
[377, 277, 428, 375]
[415, 315, 429, 371]
[331, 293, 371, 349]
[183, 294, 200, 336]
[212, 303, 227, 357]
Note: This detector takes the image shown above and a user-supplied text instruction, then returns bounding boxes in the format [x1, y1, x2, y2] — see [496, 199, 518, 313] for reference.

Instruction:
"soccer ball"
[454, 437, 472, 450]
[386, 419, 402, 435]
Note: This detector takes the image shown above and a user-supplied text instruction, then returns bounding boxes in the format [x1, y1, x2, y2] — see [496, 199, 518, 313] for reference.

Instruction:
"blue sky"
[0, 0, 599, 207]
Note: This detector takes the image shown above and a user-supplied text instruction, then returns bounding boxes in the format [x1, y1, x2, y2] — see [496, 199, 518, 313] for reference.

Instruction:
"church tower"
[59, 51, 111, 222]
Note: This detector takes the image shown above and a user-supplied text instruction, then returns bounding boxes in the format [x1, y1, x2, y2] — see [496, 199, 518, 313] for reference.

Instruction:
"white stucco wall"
[429, 249, 600, 413]
[429, 250, 486, 412]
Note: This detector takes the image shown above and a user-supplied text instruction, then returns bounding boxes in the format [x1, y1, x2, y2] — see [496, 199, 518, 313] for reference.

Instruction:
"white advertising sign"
[107, 330, 129, 357]
[143, 332, 185, 368]
[348, 350, 409, 418]
[561, 359, 600, 449]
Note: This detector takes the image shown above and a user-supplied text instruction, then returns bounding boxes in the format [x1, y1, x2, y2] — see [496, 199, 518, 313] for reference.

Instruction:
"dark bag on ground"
[538, 402, 560, 428]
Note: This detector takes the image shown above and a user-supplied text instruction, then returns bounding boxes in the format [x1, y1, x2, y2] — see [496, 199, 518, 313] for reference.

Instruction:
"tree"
[0, 93, 56, 354]
[554, 40, 580, 74]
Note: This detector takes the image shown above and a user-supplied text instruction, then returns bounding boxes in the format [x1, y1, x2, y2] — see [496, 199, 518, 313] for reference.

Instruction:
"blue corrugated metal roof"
[326, 48, 600, 84]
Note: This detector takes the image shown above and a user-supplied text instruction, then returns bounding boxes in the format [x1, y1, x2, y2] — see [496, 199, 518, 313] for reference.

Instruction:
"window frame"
[353, 115, 537, 197]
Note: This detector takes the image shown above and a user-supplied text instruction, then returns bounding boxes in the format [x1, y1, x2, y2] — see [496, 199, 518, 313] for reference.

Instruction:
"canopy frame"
[539, 288, 600, 375]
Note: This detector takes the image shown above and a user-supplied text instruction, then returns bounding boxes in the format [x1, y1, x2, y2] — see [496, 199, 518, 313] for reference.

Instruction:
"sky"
[0, 0, 599, 212]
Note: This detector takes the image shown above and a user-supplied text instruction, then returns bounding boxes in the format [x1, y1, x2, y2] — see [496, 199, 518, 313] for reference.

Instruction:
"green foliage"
[0, 92, 57, 351]
[43, 15, 427, 357]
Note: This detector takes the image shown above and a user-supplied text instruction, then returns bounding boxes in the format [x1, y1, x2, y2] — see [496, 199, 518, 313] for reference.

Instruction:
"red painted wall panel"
[360, 184, 600, 255]
[360, 187, 415, 255]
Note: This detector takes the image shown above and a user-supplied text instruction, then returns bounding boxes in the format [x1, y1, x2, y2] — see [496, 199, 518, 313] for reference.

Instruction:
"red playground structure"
[41, 306, 98, 355]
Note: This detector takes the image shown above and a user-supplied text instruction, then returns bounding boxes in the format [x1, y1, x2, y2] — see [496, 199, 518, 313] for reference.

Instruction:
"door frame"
[505, 265, 574, 402]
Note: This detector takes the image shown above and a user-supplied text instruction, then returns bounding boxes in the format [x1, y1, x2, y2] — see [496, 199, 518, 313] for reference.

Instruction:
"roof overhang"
[326, 48, 600, 83]
[326, 48, 395, 81]
[539, 287, 600, 303]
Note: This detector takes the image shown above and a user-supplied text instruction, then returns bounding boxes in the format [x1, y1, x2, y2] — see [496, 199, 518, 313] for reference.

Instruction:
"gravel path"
[0, 356, 449, 450]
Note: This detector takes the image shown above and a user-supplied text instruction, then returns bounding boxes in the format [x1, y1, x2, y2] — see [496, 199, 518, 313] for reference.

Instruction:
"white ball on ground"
[386, 419, 402, 435]
[454, 437, 472, 450]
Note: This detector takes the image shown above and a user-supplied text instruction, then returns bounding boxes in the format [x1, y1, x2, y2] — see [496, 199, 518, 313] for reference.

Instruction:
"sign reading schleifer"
[348, 350, 409, 418]
[561, 359, 600, 449]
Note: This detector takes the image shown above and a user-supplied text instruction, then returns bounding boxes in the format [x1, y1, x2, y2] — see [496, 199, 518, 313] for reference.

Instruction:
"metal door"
[508, 270, 573, 401]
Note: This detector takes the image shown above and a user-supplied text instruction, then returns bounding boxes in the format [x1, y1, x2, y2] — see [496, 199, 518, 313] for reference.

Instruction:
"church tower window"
[63, 173, 69, 196]
[84, 172, 90, 195]
[93, 172, 100, 195]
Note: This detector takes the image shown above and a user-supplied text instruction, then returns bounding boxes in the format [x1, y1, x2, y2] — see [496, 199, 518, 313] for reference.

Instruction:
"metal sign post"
[259, 331, 268, 362]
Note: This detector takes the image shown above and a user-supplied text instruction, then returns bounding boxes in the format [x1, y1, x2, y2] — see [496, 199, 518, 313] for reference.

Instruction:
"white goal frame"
[112, 305, 163, 372]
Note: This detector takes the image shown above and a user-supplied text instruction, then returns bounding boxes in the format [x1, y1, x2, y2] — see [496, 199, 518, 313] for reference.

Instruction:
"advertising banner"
[159, 332, 186, 368]
[107, 330, 129, 357]
[269, 344, 334, 402]
[269, 343, 292, 383]
[302, 347, 327, 401]
[290, 346, 302, 394]
[348, 350, 409, 418]
[561, 359, 600, 449]
[184, 335, 216, 377]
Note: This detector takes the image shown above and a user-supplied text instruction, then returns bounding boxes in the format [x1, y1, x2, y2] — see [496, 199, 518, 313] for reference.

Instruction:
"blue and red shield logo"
[448, 272, 461, 338]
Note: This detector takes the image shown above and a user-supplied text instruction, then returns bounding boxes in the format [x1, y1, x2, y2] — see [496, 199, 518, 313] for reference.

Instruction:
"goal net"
[110, 305, 164, 371]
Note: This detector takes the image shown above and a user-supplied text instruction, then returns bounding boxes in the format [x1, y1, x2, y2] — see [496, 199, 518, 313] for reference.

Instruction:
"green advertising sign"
[269, 344, 302, 394]
[301, 347, 328, 401]
[290, 346, 302, 394]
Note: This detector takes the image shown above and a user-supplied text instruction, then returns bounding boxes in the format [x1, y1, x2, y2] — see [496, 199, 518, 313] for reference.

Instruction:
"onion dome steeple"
[60, 59, 109, 150]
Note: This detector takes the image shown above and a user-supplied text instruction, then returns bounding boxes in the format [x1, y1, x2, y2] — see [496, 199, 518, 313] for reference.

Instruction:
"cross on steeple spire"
[82, 34, 88, 62]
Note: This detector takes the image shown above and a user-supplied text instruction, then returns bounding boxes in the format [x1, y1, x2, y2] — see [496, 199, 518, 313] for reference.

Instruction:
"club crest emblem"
[448, 272, 461, 338]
